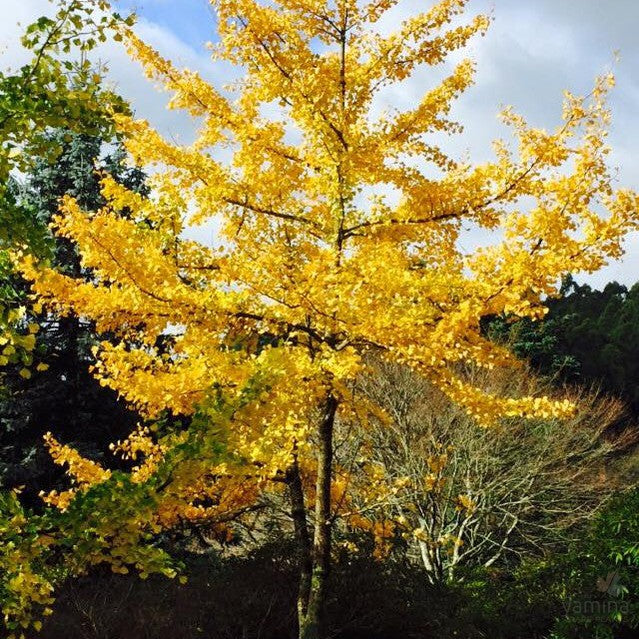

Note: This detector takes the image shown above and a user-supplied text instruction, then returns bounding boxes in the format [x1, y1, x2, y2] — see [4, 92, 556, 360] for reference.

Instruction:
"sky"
[1, 0, 638, 289]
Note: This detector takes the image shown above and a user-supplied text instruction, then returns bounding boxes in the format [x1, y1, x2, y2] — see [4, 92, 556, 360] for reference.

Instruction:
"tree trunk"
[298, 395, 338, 639]
[287, 455, 312, 624]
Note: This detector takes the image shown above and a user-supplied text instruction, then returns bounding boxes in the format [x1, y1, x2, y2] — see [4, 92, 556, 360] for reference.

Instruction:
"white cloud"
[0, 0, 50, 69]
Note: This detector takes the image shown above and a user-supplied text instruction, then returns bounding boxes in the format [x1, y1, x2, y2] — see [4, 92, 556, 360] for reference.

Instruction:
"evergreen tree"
[0, 130, 147, 501]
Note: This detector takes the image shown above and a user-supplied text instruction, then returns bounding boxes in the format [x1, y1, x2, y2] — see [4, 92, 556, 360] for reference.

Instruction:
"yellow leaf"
[21, 334, 36, 351]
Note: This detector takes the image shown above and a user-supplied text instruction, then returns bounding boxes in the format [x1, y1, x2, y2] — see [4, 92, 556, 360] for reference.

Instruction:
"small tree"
[357, 359, 632, 583]
[19, 1, 639, 637]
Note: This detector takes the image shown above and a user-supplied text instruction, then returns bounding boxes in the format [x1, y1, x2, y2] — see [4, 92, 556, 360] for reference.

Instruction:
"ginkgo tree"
[17, 0, 639, 638]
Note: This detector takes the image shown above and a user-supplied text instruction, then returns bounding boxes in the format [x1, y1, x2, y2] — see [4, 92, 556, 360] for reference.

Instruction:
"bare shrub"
[353, 360, 634, 583]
